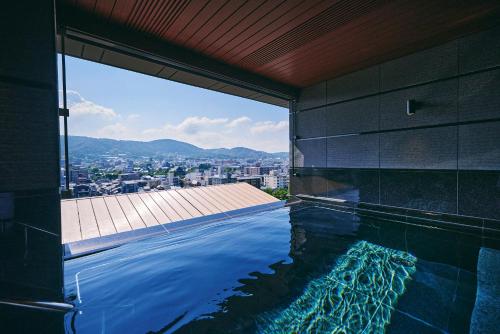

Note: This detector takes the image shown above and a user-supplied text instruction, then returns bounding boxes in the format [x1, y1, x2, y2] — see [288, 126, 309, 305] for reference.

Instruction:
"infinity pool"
[64, 203, 483, 333]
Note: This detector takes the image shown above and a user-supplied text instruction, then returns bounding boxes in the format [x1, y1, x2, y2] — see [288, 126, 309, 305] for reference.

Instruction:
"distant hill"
[61, 136, 288, 160]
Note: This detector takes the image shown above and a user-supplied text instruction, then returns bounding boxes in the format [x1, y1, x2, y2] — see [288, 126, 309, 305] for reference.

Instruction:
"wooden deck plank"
[238, 182, 280, 202]
[76, 199, 100, 240]
[175, 189, 215, 215]
[157, 190, 194, 220]
[90, 197, 117, 236]
[115, 195, 146, 230]
[149, 192, 183, 222]
[191, 187, 231, 212]
[181, 188, 222, 214]
[103, 196, 132, 233]
[60, 200, 82, 243]
[230, 183, 277, 204]
[232, 182, 278, 203]
[165, 190, 203, 218]
[207, 185, 247, 209]
[127, 194, 159, 227]
[213, 185, 249, 208]
[219, 185, 250, 208]
[138, 193, 171, 224]
[197, 186, 240, 211]
[224, 183, 265, 206]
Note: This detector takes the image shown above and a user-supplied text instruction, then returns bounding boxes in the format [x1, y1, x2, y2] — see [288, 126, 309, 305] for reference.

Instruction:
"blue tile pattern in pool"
[259, 241, 417, 333]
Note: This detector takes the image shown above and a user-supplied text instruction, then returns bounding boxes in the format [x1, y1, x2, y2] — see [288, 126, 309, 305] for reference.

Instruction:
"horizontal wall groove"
[298, 63, 500, 113]
[292, 167, 500, 175]
[295, 116, 500, 141]
[296, 194, 500, 232]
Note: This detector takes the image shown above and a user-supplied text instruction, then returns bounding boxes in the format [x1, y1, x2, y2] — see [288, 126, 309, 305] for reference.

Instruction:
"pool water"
[259, 241, 417, 334]
[64, 203, 484, 333]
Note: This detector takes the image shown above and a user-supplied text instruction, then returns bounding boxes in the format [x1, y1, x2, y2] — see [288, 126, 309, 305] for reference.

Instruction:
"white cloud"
[65, 107, 289, 152]
[250, 120, 288, 134]
[226, 116, 251, 128]
[141, 116, 288, 152]
[60, 90, 117, 119]
[175, 116, 228, 134]
[143, 116, 229, 137]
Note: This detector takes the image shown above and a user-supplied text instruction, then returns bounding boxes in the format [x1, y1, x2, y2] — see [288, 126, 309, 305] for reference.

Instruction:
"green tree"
[263, 188, 289, 200]
[104, 172, 119, 180]
[223, 167, 235, 174]
[154, 168, 170, 175]
[198, 163, 211, 171]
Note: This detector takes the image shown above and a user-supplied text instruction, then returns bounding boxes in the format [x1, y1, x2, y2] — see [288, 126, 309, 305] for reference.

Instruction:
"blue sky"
[59, 56, 289, 152]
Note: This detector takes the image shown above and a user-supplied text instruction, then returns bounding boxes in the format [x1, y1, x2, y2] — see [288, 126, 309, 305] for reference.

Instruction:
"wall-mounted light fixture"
[406, 99, 416, 116]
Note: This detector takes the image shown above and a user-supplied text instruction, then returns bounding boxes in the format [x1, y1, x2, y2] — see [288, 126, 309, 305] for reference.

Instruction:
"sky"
[58, 56, 289, 152]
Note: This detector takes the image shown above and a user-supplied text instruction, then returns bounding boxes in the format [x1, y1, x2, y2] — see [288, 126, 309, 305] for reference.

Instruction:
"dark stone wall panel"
[296, 108, 326, 139]
[380, 41, 458, 91]
[327, 66, 379, 104]
[0, 83, 59, 192]
[0, 2, 57, 85]
[0, 214, 62, 299]
[292, 26, 500, 223]
[325, 96, 379, 136]
[326, 169, 379, 203]
[294, 139, 326, 168]
[458, 171, 500, 220]
[12, 189, 61, 234]
[459, 121, 500, 170]
[459, 69, 500, 122]
[380, 170, 457, 214]
[298, 81, 326, 110]
[380, 127, 457, 170]
[380, 79, 458, 130]
[290, 168, 328, 197]
[459, 25, 500, 73]
[327, 134, 379, 168]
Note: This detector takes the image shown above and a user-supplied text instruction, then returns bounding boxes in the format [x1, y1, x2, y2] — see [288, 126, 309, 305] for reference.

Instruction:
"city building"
[69, 166, 89, 184]
[259, 166, 279, 175]
[121, 180, 139, 193]
[263, 171, 289, 190]
[72, 184, 94, 198]
[208, 174, 236, 186]
[166, 172, 180, 188]
[237, 176, 262, 189]
[243, 166, 260, 176]
[119, 173, 140, 181]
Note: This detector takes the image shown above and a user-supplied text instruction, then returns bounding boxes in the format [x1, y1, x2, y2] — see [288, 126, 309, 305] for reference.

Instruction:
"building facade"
[263, 171, 289, 189]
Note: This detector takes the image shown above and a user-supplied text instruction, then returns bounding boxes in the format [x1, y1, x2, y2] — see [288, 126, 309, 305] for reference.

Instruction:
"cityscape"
[61, 135, 289, 200]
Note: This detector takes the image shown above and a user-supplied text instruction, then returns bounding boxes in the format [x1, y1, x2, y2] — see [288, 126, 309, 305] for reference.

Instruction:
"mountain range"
[61, 136, 288, 160]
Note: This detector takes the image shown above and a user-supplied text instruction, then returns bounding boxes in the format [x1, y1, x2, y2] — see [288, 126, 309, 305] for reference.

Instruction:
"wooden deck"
[61, 183, 280, 253]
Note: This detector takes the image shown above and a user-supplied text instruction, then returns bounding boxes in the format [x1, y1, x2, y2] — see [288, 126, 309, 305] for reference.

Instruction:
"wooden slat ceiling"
[59, 0, 500, 89]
